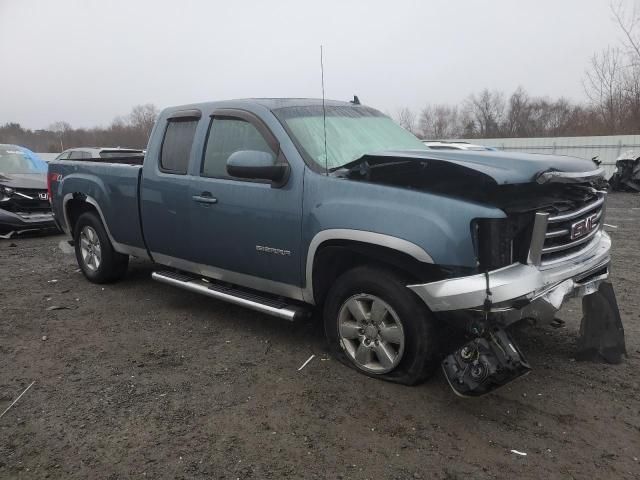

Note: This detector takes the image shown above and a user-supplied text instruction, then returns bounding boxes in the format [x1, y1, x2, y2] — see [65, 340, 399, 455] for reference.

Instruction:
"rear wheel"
[323, 265, 440, 385]
[74, 211, 128, 283]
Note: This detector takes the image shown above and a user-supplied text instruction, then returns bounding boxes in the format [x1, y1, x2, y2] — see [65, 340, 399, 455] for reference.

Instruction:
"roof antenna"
[320, 45, 328, 175]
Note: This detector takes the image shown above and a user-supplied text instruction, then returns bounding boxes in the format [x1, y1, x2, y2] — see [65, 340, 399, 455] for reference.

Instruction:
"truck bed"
[49, 160, 147, 255]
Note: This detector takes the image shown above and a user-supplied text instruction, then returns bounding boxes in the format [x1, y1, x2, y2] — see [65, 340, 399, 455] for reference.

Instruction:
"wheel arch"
[63, 193, 135, 256]
[63, 193, 100, 236]
[305, 229, 440, 305]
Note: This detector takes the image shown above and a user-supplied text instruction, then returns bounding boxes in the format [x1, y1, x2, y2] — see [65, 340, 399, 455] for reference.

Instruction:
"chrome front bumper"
[408, 231, 611, 317]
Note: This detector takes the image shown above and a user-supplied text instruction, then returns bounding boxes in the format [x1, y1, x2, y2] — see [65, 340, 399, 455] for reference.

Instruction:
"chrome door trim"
[303, 229, 434, 304]
[151, 252, 305, 301]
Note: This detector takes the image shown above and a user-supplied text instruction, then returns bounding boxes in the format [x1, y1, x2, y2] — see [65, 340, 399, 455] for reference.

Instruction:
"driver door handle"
[192, 192, 218, 204]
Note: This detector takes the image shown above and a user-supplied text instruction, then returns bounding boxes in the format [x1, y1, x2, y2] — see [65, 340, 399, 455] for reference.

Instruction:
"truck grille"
[540, 193, 605, 265]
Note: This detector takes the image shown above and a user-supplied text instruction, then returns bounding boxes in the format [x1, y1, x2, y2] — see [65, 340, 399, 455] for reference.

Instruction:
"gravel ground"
[1, 192, 639, 480]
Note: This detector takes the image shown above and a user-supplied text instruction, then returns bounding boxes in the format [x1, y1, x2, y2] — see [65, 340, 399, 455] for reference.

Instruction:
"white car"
[54, 147, 144, 161]
[422, 141, 496, 151]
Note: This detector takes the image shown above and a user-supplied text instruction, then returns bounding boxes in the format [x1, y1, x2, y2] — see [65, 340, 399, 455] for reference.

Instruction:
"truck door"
[187, 110, 303, 299]
[140, 111, 201, 262]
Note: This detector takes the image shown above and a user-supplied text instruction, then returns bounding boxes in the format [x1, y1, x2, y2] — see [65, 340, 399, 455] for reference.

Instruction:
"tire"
[73, 211, 129, 284]
[323, 265, 439, 385]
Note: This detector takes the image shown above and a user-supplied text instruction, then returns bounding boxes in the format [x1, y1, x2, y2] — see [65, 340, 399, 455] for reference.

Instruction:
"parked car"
[54, 147, 144, 164]
[49, 99, 611, 396]
[423, 141, 496, 151]
[0, 144, 57, 236]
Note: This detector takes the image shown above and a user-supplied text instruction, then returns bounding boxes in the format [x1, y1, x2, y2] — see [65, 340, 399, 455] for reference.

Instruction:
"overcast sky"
[0, 0, 627, 129]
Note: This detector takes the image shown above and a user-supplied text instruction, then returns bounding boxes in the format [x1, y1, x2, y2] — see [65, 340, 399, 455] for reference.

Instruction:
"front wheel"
[74, 211, 129, 284]
[323, 265, 440, 385]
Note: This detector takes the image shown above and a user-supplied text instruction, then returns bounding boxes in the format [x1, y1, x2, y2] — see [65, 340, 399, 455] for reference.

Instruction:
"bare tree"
[129, 104, 158, 139]
[464, 89, 505, 137]
[611, 0, 640, 64]
[49, 121, 72, 150]
[395, 107, 418, 135]
[584, 47, 625, 130]
[504, 86, 531, 137]
[419, 104, 461, 139]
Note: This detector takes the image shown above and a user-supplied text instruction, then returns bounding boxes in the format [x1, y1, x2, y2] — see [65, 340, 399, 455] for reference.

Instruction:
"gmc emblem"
[570, 213, 598, 240]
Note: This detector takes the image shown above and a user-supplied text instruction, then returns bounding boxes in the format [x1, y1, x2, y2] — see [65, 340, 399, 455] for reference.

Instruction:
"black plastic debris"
[610, 153, 640, 192]
[576, 282, 627, 364]
[442, 328, 531, 397]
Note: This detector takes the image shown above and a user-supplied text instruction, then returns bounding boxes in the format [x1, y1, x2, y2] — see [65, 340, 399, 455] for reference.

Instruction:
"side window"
[69, 150, 85, 160]
[160, 119, 198, 174]
[201, 117, 274, 179]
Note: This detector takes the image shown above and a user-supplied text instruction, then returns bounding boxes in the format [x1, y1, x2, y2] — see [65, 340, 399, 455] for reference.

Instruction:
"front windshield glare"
[0, 146, 47, 174]
[274, 105, 427, 170]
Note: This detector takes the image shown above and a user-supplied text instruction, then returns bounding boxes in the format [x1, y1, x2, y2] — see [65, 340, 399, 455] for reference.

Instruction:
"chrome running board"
[151, 270, 308, 321]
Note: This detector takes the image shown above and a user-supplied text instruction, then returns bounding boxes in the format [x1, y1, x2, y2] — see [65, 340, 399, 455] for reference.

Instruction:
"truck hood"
[340, 149, 602, 185]
[0, 172, 47, 189]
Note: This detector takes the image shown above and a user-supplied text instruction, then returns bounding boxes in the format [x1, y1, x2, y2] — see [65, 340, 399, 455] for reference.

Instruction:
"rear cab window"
[159, 118, 199, 174]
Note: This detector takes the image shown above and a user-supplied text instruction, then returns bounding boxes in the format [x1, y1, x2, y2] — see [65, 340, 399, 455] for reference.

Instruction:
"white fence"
[453, 135, 640, 178]
[37, 153, 59, 162]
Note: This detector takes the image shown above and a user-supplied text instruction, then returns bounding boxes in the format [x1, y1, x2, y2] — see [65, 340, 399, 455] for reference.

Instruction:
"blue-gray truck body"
[48, 98, 614, 394]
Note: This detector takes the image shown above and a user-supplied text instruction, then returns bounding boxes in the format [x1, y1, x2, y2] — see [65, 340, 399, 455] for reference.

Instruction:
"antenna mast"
[320, 45, 328, 175]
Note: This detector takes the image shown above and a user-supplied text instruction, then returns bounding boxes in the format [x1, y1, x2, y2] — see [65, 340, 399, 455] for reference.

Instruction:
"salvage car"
[54, 147, 144, 164]
[0, 144, 57, 236]
[48, 99, 615, 396]
[422, 141, 496, 151]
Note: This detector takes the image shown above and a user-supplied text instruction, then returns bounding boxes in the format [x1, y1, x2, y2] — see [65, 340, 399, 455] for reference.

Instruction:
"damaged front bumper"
[0, 208, 57, 235]
[408, 230, 611, 324]
[409, 231, 618, 397]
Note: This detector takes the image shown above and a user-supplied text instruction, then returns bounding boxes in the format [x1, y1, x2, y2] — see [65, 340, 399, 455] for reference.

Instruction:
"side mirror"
[226, 150, 289, 183]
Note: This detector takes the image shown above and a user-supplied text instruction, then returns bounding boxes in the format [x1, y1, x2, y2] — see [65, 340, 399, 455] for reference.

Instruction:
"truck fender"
[303, 229, 434, 304]
[63, 193, 149, 259]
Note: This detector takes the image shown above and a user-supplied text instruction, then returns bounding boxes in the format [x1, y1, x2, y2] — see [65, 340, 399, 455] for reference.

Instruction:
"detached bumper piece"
[577, 281, 627, 364]
[442, 328, 530, 397]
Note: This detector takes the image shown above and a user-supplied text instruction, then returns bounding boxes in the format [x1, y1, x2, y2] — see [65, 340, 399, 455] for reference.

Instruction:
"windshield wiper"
[331, 154, 418, 178]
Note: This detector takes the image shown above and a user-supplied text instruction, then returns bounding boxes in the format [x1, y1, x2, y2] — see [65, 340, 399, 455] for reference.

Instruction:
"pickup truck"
[48, 98, 612, 396]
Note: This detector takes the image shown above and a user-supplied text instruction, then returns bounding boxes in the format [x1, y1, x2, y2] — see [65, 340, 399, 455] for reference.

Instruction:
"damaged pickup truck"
[48, 98, 624, 396]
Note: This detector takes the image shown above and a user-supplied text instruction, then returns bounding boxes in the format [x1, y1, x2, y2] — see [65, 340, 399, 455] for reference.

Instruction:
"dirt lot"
[1, 193, 639, 480]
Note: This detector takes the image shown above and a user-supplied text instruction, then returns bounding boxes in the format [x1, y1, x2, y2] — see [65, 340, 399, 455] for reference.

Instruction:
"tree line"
[0, 104, 158, 153]
[396, 1, 640, 139]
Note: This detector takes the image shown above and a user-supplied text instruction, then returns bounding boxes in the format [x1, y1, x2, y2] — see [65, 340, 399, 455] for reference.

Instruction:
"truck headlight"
[472, 214, 534, 271]
[0, 185, 14, 202]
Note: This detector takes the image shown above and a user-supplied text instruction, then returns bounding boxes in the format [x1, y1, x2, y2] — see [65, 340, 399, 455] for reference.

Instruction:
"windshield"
[0, 145, 47, 174]
[274, 105, 427, 170]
